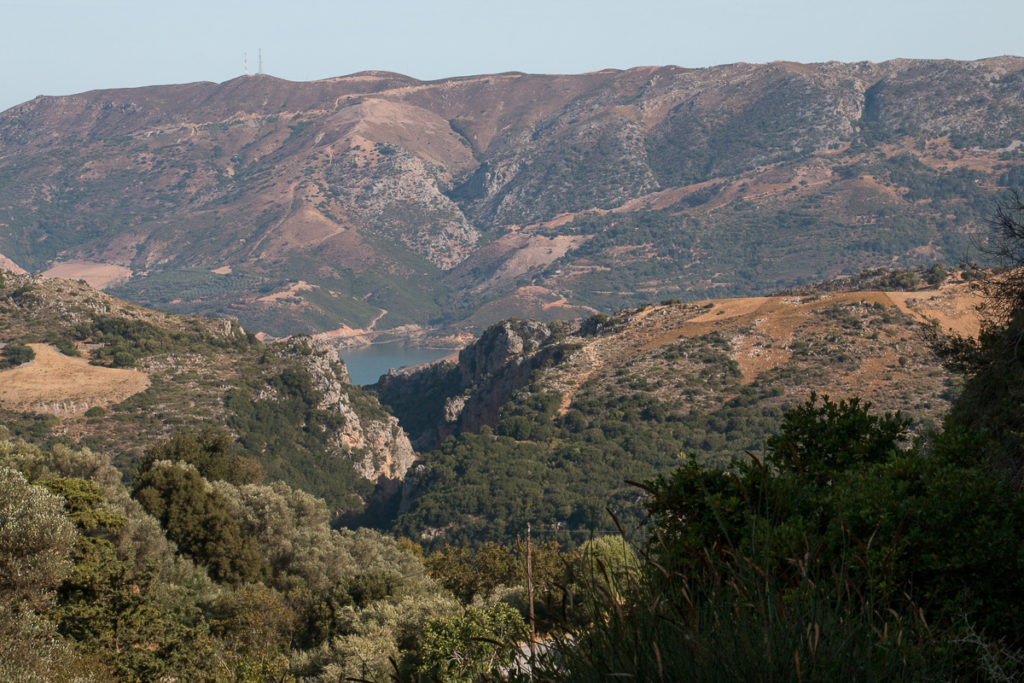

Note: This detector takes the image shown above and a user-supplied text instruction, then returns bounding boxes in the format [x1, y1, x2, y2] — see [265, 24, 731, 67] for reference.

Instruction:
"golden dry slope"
[548, 281, 982, 418]
[0, 343, 149, 417]
[40, 260, 133, 290]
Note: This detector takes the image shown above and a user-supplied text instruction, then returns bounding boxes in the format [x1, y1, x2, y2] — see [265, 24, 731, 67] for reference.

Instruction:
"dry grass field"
[0, 343, 149, 417]
[41, 260, 133, 289]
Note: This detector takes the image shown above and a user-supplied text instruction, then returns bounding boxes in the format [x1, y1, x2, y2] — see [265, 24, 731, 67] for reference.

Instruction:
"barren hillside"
[0, 59, 1020, 340]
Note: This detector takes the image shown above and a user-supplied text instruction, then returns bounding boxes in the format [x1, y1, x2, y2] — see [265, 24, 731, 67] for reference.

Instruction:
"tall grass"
[531, 557, 953, 681]
[524, 480, 972, 681]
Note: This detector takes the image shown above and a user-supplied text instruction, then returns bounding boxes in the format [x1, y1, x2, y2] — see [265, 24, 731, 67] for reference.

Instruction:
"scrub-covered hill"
[375, 269, 982, 546]
[0, 271, 413, 514]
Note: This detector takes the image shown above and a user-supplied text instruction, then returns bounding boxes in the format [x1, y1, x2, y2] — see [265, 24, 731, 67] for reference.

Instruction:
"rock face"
[2, 59, 1023, 338]
[372, 319, 565, 449]
[281, 336, 417, 481]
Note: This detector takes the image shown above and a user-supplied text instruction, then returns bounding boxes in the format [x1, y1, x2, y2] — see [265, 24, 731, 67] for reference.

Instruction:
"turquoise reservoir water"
[340, 342, 456, 386]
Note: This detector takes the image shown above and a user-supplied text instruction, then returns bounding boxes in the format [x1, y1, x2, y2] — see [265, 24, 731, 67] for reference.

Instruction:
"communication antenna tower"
[258, 48, 263, 75]
[244, 52, 249, 75]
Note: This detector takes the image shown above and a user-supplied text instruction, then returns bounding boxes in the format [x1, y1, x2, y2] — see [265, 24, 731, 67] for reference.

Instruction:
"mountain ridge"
[1, 57, 1021, 340]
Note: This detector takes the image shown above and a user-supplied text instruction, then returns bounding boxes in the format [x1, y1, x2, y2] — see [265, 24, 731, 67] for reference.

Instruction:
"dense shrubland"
[0, 423, 651, 680]
[527, 195, 1024, 680]
[0, 428, 467, 680]
[390, 311, 942, 548]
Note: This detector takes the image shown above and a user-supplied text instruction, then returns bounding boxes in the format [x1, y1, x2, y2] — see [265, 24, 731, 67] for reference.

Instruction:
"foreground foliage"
[0, 429, 534, 681]
[531, 396, 1024, 680]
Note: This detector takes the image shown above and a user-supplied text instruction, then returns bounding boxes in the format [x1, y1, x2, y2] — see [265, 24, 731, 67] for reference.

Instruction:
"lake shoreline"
[340, 341, 461, 386]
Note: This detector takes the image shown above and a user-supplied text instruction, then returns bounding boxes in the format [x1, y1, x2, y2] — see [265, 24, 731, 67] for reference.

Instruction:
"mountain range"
[1, 57, 1021, 341]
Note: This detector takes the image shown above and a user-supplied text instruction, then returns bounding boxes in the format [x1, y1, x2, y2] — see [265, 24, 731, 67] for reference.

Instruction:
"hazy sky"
[2, 0, 1022, 112]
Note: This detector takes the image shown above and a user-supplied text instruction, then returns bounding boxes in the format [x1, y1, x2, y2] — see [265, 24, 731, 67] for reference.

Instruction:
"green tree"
[0, 342, 35, 369]
[425, 538, 567, 624]
[425, 542, 521, 603]
[42, 476, 220, 681]
[417, 602, 528, 681]
[0, 467, 77, 608]
[939, 192, 1024, 475]
[208, 584, 295, 681]
[0, 607, 94, 682]
[765, 392, 910, 483]
[0, 467, 87, 681]
[133, 461, 266, 584]
[144, 427, 263, 486]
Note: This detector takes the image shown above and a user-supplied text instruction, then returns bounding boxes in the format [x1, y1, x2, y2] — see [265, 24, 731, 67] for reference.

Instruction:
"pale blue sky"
[2, 0, 1022, 112]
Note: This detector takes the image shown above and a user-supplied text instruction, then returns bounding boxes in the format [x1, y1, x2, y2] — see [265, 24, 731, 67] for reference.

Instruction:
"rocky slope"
[0, 59, 1021, 339]
[378, 268, 985, 545]
[279, 336, 415, 480]
[382, 272, 980, 449]
[0, 271, 414, 512]
[374, 319, 567, 449]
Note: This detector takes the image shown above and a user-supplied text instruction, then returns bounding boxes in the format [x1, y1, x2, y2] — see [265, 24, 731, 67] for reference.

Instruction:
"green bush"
[0, 342, 34, 369]
[416, 602, 527, 681]
[53, 338, 80, 357]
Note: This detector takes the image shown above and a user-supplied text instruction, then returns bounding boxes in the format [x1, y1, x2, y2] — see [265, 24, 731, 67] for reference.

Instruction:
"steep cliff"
[280, 336, 416, 481]
[372, 319, 570, 449]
